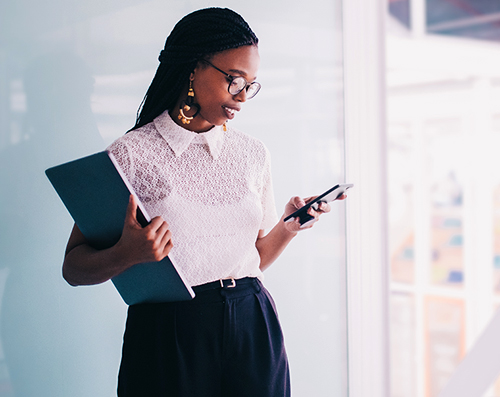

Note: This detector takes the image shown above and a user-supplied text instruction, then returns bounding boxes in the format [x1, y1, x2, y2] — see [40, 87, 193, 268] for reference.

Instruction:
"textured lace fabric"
[107, 111, 279, 286]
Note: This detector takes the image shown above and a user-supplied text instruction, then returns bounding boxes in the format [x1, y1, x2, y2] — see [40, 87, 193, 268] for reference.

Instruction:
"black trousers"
[117, 278, 290, 397]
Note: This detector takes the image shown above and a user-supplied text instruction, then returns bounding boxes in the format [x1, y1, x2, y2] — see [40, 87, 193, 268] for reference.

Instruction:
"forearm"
[256, 216, 298, 271]
[63, 198, 173, 287]
[63, 242, 134, 286]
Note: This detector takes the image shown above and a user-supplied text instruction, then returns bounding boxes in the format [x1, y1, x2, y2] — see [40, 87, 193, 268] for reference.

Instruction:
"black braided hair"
[130, 7, 258, 131]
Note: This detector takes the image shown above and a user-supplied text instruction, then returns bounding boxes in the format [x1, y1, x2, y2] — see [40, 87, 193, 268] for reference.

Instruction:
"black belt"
[192, 277, 256, 294]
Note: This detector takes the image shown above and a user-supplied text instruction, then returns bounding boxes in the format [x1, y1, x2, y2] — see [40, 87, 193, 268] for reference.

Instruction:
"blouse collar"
[153, 110, 225, 160]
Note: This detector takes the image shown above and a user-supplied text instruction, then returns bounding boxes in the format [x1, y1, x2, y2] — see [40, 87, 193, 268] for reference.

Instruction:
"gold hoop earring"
[178, 81, 200, 124]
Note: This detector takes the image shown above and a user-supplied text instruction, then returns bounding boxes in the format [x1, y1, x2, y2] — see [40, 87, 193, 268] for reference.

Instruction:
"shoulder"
[225, 127, 271, 160]
[106, 122, 165, 174]
[107, 122, 157, 149]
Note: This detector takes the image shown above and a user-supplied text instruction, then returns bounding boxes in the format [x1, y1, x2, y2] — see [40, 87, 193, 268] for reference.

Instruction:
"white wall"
[0, 1, 347, 396]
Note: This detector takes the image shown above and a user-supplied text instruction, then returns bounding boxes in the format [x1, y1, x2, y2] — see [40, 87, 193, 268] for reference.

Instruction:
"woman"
[63, 7, 332, 397]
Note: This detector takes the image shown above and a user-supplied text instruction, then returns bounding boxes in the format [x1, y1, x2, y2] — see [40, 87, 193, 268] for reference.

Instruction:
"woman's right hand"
[116, 195, 173, 265]
[63, 195, 173, 286]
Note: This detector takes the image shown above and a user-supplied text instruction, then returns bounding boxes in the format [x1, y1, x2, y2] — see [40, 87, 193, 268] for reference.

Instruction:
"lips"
[223, 106, 239, 120]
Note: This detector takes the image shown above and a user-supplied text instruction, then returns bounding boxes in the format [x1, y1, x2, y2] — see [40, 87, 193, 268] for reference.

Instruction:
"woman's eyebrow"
[228, 68, 257, 81]
[228, 68, 247, 76]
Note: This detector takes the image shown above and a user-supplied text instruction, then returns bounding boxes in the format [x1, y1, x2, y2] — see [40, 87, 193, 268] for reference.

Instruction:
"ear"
[190, 62, 202, 81]
[191, 60, 208, 81]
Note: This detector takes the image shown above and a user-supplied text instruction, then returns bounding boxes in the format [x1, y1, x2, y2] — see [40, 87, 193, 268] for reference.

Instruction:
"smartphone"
[283, 183, 353, 227]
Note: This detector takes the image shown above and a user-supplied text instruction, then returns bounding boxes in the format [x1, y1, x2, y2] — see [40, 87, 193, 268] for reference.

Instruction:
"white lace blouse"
[107, 111, 279, 287]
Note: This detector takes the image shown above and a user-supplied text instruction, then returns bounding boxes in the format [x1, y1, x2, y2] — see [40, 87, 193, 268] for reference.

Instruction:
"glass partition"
[387, 1, 500, 396]
[0, 1, 346, 396]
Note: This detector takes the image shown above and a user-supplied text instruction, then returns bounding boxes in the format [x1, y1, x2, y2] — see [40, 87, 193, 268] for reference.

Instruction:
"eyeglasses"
[203, 60, 261, 99]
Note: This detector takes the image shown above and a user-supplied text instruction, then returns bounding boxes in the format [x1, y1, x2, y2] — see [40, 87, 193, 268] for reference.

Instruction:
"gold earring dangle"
[223, 123, 227, 132]
[178, 81, 200, 124]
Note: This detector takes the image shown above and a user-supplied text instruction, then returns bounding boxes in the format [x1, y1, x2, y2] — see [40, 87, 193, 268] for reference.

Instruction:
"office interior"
[1, 0, 500, 396]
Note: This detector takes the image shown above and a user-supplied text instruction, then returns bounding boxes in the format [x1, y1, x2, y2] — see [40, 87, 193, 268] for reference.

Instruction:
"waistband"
[192, 277, 257, 294]
[128, 277, 262, 309]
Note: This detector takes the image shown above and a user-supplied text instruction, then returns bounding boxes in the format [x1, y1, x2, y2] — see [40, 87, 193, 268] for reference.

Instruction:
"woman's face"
[173, 45, 260, 133]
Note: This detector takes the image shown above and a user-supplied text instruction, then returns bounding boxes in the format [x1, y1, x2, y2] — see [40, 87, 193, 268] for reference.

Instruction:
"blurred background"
[387, 0, 500, 396]
[0, 0, 346, 396]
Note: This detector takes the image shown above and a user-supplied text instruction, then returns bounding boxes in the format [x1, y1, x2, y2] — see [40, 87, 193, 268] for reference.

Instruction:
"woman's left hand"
[282, 195, 334, 233]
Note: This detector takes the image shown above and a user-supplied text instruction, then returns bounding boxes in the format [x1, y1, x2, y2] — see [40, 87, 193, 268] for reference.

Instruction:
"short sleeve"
[259, 146, 279, 230]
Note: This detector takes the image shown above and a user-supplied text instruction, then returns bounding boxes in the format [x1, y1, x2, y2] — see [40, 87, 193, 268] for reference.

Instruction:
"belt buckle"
[220, 278, 236, 289]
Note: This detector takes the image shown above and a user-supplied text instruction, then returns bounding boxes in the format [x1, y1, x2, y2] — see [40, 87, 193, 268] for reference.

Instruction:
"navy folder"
[45, 151, 195, 305]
